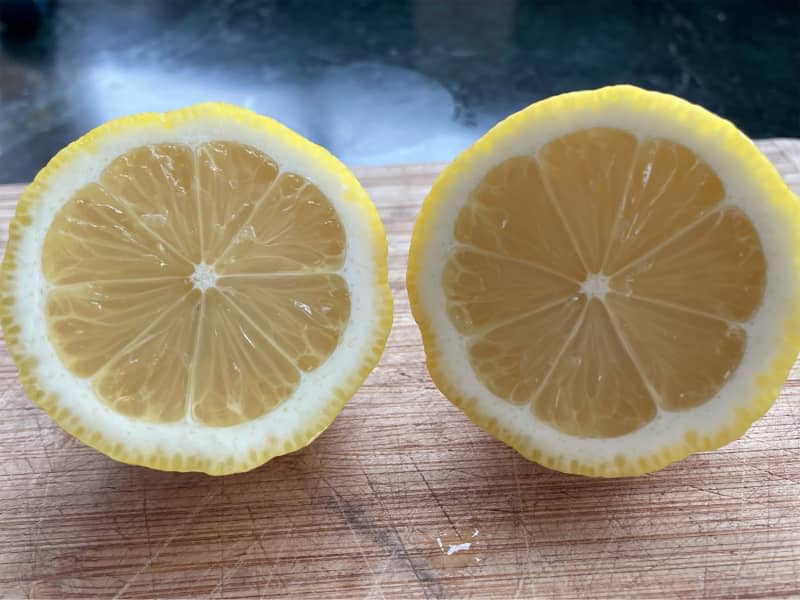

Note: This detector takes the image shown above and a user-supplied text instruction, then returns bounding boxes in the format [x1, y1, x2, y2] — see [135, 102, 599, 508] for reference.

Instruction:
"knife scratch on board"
[512, 454, 534, 599]
[361, 466, 437, 600]
[411, 456, 460, 538]
[112, 487, 221, 599]
[320, 477, 385, 600]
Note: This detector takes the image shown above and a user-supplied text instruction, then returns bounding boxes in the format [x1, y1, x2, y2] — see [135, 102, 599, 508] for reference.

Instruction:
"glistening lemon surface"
[407, 86, 800, 477]
[0, 103, 392, 475]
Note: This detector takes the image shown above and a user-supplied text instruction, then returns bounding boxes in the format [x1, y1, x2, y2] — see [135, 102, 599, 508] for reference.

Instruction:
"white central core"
[581, 272, 609, 300]
[191, 262, 218, 292]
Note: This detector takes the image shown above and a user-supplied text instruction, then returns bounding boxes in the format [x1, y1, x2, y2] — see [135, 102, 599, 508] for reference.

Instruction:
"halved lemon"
[407, 85, 800, 477]
[0, 103, 392, 475]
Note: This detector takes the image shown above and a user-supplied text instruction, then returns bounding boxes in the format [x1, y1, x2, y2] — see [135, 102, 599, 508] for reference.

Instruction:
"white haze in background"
[86, 61, 487, 166]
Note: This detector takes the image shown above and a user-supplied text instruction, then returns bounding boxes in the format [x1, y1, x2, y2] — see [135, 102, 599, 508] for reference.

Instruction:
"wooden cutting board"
[1, 140, 800, 600]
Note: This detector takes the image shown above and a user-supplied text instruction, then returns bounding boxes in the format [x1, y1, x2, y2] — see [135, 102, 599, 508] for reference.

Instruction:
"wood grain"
[1, 140, 800, 600]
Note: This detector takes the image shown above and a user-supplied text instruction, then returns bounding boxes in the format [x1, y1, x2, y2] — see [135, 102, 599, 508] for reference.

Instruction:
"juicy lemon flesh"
[42, 142, 350, 427]
[445, 127, 766, 438]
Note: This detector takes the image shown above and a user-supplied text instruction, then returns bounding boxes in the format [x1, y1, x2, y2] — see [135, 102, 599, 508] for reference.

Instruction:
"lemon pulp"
[445, 127, 766, 438]
[42, 141, 350, 427]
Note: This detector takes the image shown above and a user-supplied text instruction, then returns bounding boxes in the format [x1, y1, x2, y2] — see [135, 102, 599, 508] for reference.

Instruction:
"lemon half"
[407, 86, 800, 477]
[0, 103, 392, 475]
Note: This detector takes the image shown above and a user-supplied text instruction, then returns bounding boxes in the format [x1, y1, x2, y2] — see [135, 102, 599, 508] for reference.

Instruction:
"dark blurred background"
[0, 0, 798, 183]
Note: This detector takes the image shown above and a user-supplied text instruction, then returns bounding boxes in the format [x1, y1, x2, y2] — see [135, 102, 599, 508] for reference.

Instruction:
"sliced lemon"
[407, 85, 800, 477]
[0, 103, 392, 475]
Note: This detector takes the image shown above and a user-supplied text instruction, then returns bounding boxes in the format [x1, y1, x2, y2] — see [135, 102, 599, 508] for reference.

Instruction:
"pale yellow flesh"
[446, 128, 766, 438]
[42, 142, 350, 427]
